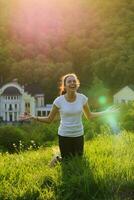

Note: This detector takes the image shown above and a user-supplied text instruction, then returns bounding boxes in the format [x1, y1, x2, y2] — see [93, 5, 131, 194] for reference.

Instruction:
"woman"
[20, 73, 118, 163]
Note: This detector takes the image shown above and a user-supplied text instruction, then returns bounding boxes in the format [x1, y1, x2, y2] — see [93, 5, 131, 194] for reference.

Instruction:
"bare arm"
[83, 102, 119, 120]
[33, 104, 59, 123]
[20, 104, 59, 123]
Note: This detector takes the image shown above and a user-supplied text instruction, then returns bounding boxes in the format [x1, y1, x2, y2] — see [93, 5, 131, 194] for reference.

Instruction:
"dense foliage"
[0, 0, 134, 102]
[0, 122, 58, 153]
[0, 126, 24, 152]
[119, 102, 134, 131]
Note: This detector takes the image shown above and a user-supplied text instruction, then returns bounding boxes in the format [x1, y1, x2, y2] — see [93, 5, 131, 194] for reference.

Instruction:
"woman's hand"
[83, 102, 120, 120]
[105, 105, 120, 115]
[19, 112, 33, 121]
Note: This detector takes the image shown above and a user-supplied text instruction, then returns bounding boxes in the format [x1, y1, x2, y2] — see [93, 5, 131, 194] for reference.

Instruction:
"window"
[9, 104, 12, 111]
[14, 112, 17, 121]
[41, 98, 44, 106]
[47, 111, 50, 116]
[25, 102, 30, 113]
[121, 99, 126, 103]
[42, 111, 46, 116]
[25, 103, 30, 107]
[9, 112, 12, 122]
[5, 112, 7, 121]
[37, 111, 41, 116]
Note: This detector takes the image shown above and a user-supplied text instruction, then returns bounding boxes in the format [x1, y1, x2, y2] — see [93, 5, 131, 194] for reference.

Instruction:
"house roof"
[0, 80, 44, 96]
[114, 84, 134, 96]
[128, 84, 134, 91]
[2, 86, 21, 96]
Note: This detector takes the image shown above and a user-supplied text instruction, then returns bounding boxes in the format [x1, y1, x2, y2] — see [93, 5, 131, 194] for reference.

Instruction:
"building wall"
[0, 95, 22, 121]
[0, 82, 52, 122]
[36, 104, 52, 116]
[22, 92, 36, 116]
[35, 95, 45, 108]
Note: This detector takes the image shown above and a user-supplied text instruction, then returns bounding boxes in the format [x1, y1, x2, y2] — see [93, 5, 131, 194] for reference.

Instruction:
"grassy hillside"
[0, 131, 133, 200]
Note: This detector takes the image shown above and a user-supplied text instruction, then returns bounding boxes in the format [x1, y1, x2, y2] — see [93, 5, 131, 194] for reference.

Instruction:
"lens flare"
[105, 114, 120, 134]
[98, 96, 107, 105]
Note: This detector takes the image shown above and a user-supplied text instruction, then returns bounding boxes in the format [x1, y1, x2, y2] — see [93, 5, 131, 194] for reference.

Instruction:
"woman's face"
[64, 75, 79, 93]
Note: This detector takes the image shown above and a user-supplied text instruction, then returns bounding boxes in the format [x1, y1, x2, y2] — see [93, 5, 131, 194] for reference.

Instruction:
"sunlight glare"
[9, 0, 97, 44]
[105, 115, 120, 134]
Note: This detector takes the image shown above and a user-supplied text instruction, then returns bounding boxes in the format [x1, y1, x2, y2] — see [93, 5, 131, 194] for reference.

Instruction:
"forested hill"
[0, 0, 134, 102]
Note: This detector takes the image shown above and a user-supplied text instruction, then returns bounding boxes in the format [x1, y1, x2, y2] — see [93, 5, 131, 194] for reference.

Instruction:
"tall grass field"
[0, 131, 133, 200]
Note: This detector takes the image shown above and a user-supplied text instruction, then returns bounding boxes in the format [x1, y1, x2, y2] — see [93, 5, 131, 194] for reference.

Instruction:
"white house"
[113, 85, 134, 104]
[0, 79, 52, 122]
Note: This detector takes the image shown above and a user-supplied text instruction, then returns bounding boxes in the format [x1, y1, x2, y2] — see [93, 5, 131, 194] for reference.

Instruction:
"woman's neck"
[65, 91, 77, 102]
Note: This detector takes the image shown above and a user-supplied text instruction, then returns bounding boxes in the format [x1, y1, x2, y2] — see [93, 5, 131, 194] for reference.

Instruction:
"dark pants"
[58, 135, 84, 159]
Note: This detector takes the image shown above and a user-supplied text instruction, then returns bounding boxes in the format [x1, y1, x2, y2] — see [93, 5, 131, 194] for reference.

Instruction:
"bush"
[84, 118, 101, 140]
[119, 103, 134, 131]
[0, 126, 24, 153]
[0, 122, 59, 153]
[19, 122, 58, 145]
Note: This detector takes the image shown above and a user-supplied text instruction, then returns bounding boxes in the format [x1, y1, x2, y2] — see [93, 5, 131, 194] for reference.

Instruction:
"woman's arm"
[33, 105, 59, 123]
[20, 104, 59, 123]
[83, 102, 119, 120]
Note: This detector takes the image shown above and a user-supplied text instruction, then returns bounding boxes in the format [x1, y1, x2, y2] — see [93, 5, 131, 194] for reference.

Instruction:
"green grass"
[0, 131, 133, 200]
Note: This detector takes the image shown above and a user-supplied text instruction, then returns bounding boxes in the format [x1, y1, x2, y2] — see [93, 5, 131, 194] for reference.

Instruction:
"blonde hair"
[59, 73, 80, 95]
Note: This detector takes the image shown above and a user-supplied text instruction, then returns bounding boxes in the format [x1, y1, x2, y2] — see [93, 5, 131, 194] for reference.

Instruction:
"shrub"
[84, 118, 101, 140]
[119, 103, 134, 131]
[19, 122, 58, 145]
[0, 126, 24, 153]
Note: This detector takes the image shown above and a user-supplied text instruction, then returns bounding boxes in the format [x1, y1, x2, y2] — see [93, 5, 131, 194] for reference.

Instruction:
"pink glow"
[10, 0, 97, 43]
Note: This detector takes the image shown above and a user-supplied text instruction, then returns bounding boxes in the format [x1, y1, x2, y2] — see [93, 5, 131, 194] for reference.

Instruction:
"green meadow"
[0, 131, 133, 200]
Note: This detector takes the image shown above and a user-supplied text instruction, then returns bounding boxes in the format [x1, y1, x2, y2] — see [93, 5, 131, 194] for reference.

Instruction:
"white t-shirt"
[53, 93, 88, 137]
